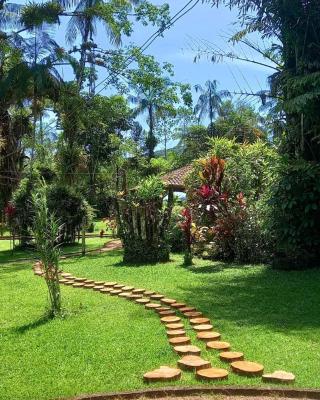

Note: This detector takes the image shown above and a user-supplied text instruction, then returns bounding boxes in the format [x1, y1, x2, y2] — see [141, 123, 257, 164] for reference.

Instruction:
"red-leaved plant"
[179, 207, 193, 265]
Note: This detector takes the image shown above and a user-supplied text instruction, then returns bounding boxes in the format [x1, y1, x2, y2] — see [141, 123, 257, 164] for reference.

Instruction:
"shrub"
[167, 205, 185, 252]
[269, 159, 320, 269]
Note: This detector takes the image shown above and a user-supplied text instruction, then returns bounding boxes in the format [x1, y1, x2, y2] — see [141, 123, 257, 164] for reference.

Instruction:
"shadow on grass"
[12, 314, 52, 335]
[0, 263, 31, 277]
[181, 265, 320, 332]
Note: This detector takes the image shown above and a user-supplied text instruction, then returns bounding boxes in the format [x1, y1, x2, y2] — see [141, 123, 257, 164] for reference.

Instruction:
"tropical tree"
[194, 80, 230, 135]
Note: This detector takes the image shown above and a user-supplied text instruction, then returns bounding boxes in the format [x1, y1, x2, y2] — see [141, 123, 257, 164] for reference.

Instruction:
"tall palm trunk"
[148, 104, 155, 158]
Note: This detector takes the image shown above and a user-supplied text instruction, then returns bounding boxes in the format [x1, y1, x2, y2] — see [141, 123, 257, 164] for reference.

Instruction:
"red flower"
[219, 192, 229, 203]
[198, 185, 213, 199]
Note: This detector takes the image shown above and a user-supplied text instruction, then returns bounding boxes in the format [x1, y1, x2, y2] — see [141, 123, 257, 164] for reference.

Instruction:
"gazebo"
[161, 164, 192, 193]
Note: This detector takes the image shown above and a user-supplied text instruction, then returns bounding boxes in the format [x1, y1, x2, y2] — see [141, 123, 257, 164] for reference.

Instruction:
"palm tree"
[194, 80, 230, 136]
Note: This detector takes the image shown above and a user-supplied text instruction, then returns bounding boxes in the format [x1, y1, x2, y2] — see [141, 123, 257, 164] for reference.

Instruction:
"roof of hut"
[161, 164, 192, 192]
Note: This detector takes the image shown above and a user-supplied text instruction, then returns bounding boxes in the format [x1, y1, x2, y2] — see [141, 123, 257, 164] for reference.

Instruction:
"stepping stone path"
[178, 355, 211, 371]
[262, 371, 295, 384]
[169, 336, 191, 346]
[33, 264, 291, 386]
[220, 351, 244, 362]
[143, 366, 181, 382]
[206, 341, 231, 351]
[174, 345, 201, 356]
[231, 360, 264, 376]
[196, 367, 229, 381]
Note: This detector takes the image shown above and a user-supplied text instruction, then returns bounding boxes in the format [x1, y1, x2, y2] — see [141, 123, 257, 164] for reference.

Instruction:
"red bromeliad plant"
[190, 156, 248, 260]
[179, 207, 194, 265]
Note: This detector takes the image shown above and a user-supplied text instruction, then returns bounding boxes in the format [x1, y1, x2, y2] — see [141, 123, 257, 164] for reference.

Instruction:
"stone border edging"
[66, 386, 320, 400]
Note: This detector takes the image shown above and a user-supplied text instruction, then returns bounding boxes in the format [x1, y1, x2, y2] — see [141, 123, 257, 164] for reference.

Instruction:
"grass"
[1, 249, 320, 400]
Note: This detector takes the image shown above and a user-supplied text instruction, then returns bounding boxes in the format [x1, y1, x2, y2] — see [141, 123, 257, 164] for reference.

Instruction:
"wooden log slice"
[231, 361, 264, 376]
[100, 288, 111, 294]
[169, 336, 191, 346]
[64, 281, 74, 285]
[84, 280, 94, 284]
[119, 292, 131, 298]
[171, 303, 186, 309]
[179, 307, 196, 313]
[114, 284, 125, 289]
[83, 284, 95, 289]
[59, 279, 68, 283]
[197, 331, 221, 342]
[65, 276, 75, 280]
[122, 286, 134, 291]
[178, 355, 211, 371]
[103, 287, 114, 292]
[155, 307, 171, 313]
[135, 298, 150, 305]
[128, 294, 142, 300]
[110, 289, 122, 295]
[150, 294, 164, 300]
[93, 286, 105, 291]
[94, 281, 105, 285]
[184, 311, 203, 318]
[132, 288, 145, 294]
[190, 317, 210, 325]
[160, 298, 177, 305]
[173, 345, 201, 356]
[73, 283, 85, 288]
[166, 329, 186, 338]
[165, 323, 184, 330]
[144, 290, 155, 296]
[104, 282, 117, 287]
[262, 371, 295, 384]
[220, 351, 244, 362]
[143, 366, 181, 383]
[61, 273, 72, 278]
[206, 341, 231, 351]
[74, 277, 86, 282]
[145, 303, 161, 310]
[161, 316, 181, 324]
[193, 324, 213, 332]
[196, 367, 228, 381]
[158, 310, 176, 317]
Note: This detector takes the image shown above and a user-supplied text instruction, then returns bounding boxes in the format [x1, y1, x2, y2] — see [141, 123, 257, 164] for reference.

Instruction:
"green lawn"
[1, 250, 320, 400]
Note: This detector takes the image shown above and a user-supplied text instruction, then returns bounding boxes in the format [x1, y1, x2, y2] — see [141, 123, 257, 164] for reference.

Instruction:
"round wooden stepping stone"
[161, 316, 181, 324]
[165, 323, 184, 330]
[145, 303, 161, 310]
[128, 294, 142, 300]
[161, 298, 177, 305]
[178, 355, 211, 371]
[169, 336, 190, 346]
[262, 371, 295, 384]
[159, 310, 176, 317]
[171, 302, 186, 309]
[110, 290, 122, 295]
[167, 329, 186, 338]
[59, 279, 68, 283]
[197, 331, 221, 342]
[65, 276, 75, 280]
[207, 341, 230, 351]
[35, 272, 43, 276]
[83, 284, 95, 289]
[114, 284, 125, 289]
[104, 282, 117, 287]
[184, 311, 203, 318]
[143, 366, 181, 383]
[93, 286, 104, 291]
[119, 292, 131, 298]
[61, 273, 72, 277]
[135, 298, 150, 305]
[132, 288, 145, 294]
[231, 361, 264, 376]
[94, 281, 105, 285]
[190, 317, 210, 325]
[144, 290, 155, 296]
[74, 277, 86, 282]
[84, 279, 94, 284]
[220, 351, 244, 362]
[179, 307, 196, 313]
[193, 324, 213, 332]
[122, 286, 134, 291]
[100, 288, 111, 294]
[103, 287, 114, 292]
[73, 282, 85, 288]
[196, 367, 228, 381]
[174, 345, 201, 356]
[150, 294, 164, 300]
[155, 307, 171, 313]
[64, 281, 74, 285]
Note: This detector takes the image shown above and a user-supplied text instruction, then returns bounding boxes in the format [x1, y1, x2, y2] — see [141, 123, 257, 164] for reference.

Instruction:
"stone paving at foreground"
[32, 262, 295, 385]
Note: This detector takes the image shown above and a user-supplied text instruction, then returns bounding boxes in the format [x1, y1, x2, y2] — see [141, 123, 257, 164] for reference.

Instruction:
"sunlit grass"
[1, 249, 320, 400]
